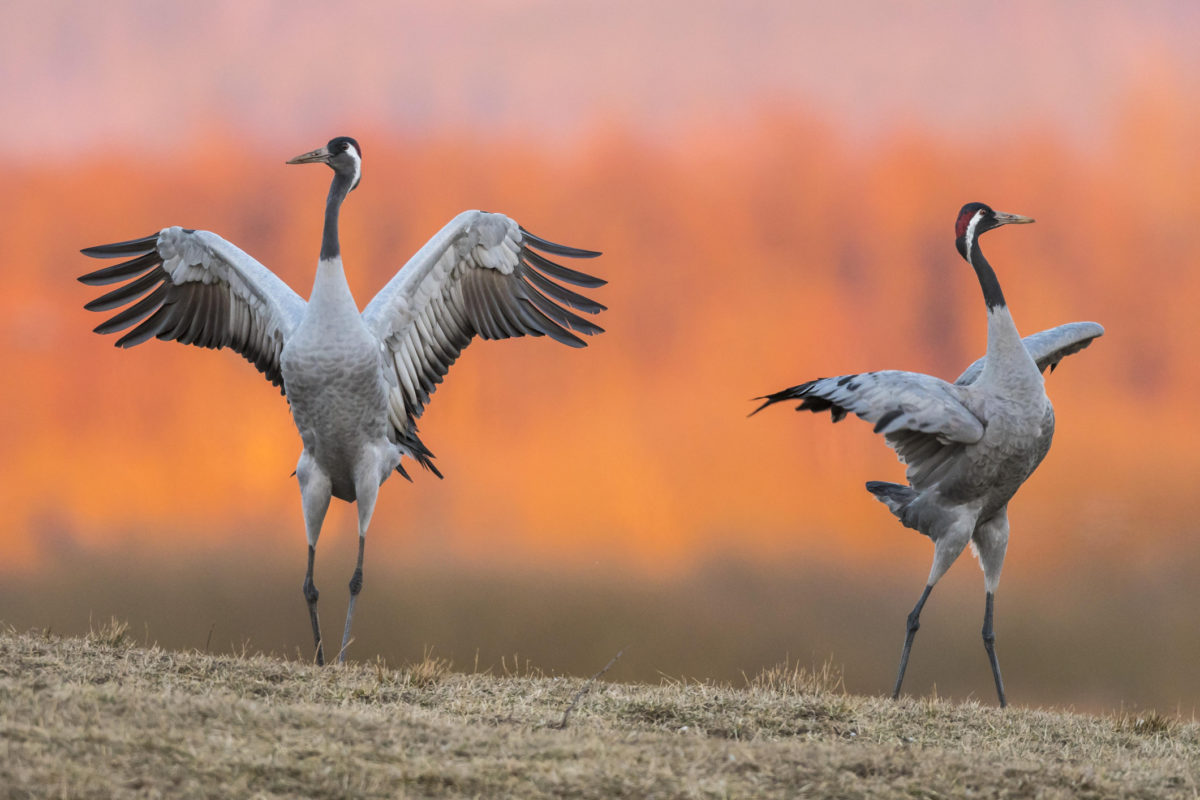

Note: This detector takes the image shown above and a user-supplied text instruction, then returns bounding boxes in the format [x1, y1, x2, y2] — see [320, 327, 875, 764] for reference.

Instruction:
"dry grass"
[1, 624, 1198, 799]
[746, 656, 846, 697]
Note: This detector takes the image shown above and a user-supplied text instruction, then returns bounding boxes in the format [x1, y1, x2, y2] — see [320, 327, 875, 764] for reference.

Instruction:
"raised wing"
[753, 370, 985, 489]
[80, 227, 307, 391]
[362, 210, 604, 433]
[955, 321, 1104, 386]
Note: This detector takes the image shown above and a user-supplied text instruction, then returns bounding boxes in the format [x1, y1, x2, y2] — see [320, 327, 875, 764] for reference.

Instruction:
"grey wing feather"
[955, 321, 1105, 386]
[362, 210, 604, 436]
[80, 227, 307, 391]
[755, 370, 984, 489]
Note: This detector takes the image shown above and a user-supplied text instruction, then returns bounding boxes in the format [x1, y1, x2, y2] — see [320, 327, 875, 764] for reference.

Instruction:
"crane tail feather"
[394, 425, 443, 480]
[865, 481, 929, 534]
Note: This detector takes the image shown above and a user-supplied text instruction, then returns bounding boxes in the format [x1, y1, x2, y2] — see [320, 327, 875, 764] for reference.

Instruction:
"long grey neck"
[309, 172, 359, 314]
[970, 240, 1037, 381]
[969, 240, 1007, 311]
[319, 172, 355, 261]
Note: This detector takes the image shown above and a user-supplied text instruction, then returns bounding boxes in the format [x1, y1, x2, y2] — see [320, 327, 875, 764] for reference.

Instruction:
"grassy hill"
[2, 623, 1196, 799]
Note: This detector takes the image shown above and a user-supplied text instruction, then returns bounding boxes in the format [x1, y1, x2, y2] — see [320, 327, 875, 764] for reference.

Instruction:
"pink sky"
[5, 0, 1198, 155]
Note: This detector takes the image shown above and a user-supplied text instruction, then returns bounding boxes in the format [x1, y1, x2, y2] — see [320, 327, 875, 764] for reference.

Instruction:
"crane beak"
[286, 146, 332, 165]
[993, 211, 1035, 226]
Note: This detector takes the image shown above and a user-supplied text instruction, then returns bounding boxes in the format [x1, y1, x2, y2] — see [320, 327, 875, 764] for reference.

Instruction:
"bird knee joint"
[906, 613, 921, 633]
[303, 579, 319, 604]
[982, 629, 996, 646]
[348, 569, 363, 596]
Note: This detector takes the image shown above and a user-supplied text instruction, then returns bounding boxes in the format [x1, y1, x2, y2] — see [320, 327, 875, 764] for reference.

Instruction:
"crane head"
[287, 136, 362, 191]
[955, 202, 1034, 261]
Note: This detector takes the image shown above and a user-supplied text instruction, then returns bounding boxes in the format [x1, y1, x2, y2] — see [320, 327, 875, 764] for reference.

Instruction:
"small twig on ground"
[204, 623, 215, 653]
[553, 648, 625, 730]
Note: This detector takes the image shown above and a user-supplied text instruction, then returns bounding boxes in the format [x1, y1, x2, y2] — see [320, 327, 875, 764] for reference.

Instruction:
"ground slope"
[1, 625, 1196, 799]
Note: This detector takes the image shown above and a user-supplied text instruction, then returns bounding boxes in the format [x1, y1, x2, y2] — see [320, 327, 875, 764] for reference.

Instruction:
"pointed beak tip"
[286, 148, 330, 166]
[996, 212, 1035, 226]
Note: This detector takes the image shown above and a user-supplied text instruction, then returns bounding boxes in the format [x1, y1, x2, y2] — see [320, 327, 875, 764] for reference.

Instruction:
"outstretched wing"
[955, 321, 1105, 386]
[362, 210, 604, 436]
[754, 370, 985, 490]
[80, 227, 307, 392]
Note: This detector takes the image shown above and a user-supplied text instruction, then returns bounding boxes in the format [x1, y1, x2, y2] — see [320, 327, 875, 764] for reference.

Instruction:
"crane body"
[81, 137, 605, 665]
[755, 203, 1102, 707]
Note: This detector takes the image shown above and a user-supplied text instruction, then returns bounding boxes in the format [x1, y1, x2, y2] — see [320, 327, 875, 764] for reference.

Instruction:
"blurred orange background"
[2, 1, 1198, 712]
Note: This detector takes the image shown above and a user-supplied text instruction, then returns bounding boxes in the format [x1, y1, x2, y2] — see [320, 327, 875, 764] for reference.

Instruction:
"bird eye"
[341, 142, 350, 152]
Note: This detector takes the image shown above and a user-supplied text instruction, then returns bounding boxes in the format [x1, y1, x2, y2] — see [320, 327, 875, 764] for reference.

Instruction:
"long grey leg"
[892, 584, 933, 700]
[892, 522, 972, 700]
[339, 535, 366, 664]
[339, 469, 380, 664]
[972, 510, 1009, 707]
[298, 454, 332, 666]
[982, 591, 1007, 708]
[303, 545, 324, 666]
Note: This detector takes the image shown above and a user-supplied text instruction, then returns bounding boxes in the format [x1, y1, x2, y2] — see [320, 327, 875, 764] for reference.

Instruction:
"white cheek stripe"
[963, 210, 984, 263]
[339, 145, 361, 188]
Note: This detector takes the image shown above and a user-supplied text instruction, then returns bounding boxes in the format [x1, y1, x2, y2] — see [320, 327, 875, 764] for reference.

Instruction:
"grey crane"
[79, 136, 605, 665]
[753, 203, 1102, 707]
